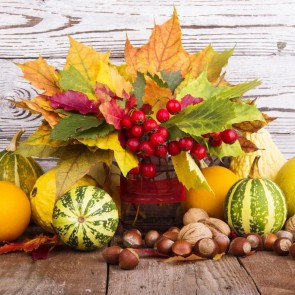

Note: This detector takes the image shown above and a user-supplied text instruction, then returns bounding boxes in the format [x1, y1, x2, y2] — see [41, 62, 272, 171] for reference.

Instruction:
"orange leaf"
[125, 8, 190, 77]
[16, 56, 60, 95]
[0, 234, 58, 255]
[142, 76, 172, 115]
[14, 98, 60, 127]
[124, 37, 140, 80]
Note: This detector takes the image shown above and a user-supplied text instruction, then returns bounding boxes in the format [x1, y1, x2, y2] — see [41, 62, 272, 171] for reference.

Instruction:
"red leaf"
[49, 90, 99, 114]
[95, 83, 116, 104]
[99, 100, 125, 129]
[180, 94, 204, 108]
[126, 94, 137, 112]
[0, 234, 59, 259]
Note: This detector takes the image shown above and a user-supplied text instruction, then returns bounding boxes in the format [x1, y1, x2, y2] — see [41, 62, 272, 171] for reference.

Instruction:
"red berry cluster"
[121, 99, 238, 178]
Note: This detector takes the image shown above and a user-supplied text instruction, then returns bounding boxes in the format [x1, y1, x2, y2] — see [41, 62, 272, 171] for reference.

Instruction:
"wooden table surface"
[0, 1, 295, 294]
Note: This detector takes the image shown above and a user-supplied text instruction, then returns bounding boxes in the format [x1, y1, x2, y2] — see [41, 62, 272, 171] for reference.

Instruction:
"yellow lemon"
[0, 181, 31, 242]
[275, 157, 295, 217]
[30, 168, 97, 233]
[184, 166, 238, 220]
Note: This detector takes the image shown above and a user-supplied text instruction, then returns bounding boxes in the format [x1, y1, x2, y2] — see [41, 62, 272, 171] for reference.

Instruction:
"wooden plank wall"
[0, 0, 294, 170]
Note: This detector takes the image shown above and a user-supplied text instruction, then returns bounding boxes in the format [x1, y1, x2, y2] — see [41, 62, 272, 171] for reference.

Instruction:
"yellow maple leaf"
[142, 76, 172, 116]
[190, 45, 234, 82]
[65, 36, 110, 84]
[125, 8, 190, 77]
[16, 56, 60, 95]
[109, 65, 132, 97]
[78, 131, 138, 176]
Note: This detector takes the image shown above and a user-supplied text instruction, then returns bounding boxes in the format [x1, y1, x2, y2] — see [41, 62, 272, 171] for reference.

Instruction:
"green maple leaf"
[171, 152, 212, 191]
[208, 140, 244, 159]
[58, 65, 94, 94]
[50, 113, 103, 140]
[161, 70, 183, 92]
[132, 72, 145, 107]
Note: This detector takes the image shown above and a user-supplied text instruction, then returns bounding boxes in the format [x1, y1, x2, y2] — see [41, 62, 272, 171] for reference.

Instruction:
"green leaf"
[50, 113, 103, 140]
[146, 72, 168, 88]
[73, 122, 115, 139]
[163, 97, 236, 136]
[56, 145, 113, 197]
[214, 80, 261, 100]
[208, 140, 244, 159]
[176, 71, 221, 100]
[161, 70, 183, 92]
[58, 65, 94, 94]
[171, 152, 212, 191]
[132, 72, 145, 107]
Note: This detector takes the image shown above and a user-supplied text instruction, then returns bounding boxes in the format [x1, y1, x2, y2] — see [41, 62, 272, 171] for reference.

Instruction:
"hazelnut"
[275, 230, 293, 242]
[244, 233, 263, 251]
[168, 226, 181, 233]
[155, 237, 174, 255]
[229, 237, 251, 257]
[289, 243, 295, 258]
[272, 238, 292, 256]
[163, 230, 178, 242]
[262, 233, 278, 251]
[102, 246, 123, 265]
[193, 238, 219, 259]
[144, 230, 160, 248]
[171, 240, 192, 257]
[122, 229, 143, 248]
[119, 248, 139, 270]
[214, 234, 230, 254]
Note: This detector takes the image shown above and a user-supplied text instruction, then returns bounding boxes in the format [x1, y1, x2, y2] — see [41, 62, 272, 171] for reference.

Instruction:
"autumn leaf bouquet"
[14, 9, 268, 199]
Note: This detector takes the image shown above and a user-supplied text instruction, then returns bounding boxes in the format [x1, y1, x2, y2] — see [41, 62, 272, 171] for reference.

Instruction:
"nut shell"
[285, 215, 295, 237]
[119, 248, 139, 270]
[183, 208, 209, 225]
[171, 240, 192, 257]
[102, 246, 123, 265]
[122, 229, 143, 248]
[229, 237, 251, 257]
[193, 238, 219, 259]
[144, 230, 160, 248]
[289, 243, 295, 258]
[178, 222, 212, 245]
[214, 234, 230, 254]
[262, 233, 278, 251]
[272, 238, 292, 256]
[275, 230, 293, 242]
[155, 237, 174, 255]
[198, 218, 231, 237]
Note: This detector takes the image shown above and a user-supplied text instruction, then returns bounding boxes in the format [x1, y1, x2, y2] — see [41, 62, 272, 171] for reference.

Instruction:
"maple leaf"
[237, 136, 259, 153]
[171, 152, 212, 191]
[16, 56, 60, 95]
[78, 131, 138, 176]
[142, 76, 172, 115]
[125, 8, 190, 78]
[99, 99, 125, 130]
[190, 45, 234, 82]
[49, 90, 99, 114]
[0, 234, 58, 259]
[55, 146, 113, 197]
[109, 65, 132, 97]
[12, 97, 60, 127]
[65, 36, 110, 84]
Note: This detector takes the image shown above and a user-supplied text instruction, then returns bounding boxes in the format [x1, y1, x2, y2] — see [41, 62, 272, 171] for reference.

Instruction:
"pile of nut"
[102, 209, 295, 270]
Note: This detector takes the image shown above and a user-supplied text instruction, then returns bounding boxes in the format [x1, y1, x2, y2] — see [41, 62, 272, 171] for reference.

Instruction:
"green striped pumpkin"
[0, 129, 43, 196]
[224, 178, 287, 236]
[52, 185, 119, 251]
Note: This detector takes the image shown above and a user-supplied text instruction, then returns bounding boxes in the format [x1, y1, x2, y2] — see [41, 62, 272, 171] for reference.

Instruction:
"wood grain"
[240, 251, 295, 295]
[107, 255, 260, 295]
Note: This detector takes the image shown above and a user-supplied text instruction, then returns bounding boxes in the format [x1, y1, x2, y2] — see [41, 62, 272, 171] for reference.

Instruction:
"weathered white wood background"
[0, 0, 294, 170]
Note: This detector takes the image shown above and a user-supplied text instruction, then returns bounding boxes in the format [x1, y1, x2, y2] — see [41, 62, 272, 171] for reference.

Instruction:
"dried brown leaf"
[238, 136, 259, 153]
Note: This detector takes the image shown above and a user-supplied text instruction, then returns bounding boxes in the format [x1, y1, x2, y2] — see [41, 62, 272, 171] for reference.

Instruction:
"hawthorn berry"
[141, 163, 156, 178]
[150, 132, 165, 147]
[221, 129, 238, 144]
[208, 132, 223, 147]
[154, 145, 168, 157]
[128, 163, 142, 175]
[131, 110, 146, 125]
[121, 115, 132, 129]
[166, 99, 181, 114]
[178, 137, 194, 151]
[143, 118, 158, 133]
[157, 126, 169, 140]
[131, 125, 144, 138]
[126, 138, 140, 153]
[167, 141, 181, 156]
[139, 141, 155, 157]
[190, 144, 207, 160]
[156, 108, 170, 122]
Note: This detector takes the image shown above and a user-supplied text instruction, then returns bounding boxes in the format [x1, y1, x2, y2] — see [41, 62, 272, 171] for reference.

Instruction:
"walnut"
[183, 208, 209, 225]
[285, 215, 295, 238]
[198, 218, 231, 237]
[178, 222, 212, 245]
